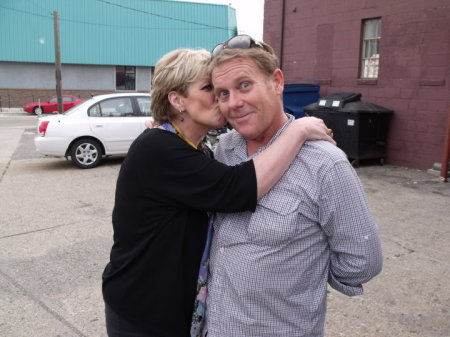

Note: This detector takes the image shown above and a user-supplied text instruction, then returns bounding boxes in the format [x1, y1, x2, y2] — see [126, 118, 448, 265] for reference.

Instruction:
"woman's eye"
[201, 84, 213, 91]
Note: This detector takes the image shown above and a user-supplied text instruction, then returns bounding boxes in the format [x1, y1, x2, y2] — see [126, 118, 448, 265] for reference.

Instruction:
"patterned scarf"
[160, 122, 213, 337]
[190, 214, 214, 337]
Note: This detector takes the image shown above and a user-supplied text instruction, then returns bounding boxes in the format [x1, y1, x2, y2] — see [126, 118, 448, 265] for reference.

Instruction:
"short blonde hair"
[151, 49, 212, 124]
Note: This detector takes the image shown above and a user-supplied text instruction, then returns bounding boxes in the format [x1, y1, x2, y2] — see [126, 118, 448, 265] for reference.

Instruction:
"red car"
[23, 95, 84, 114]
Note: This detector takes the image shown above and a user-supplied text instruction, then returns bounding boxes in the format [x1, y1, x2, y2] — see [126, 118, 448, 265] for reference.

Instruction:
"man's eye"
[218, 90, 229, 98]
[241, 82, 250, 89]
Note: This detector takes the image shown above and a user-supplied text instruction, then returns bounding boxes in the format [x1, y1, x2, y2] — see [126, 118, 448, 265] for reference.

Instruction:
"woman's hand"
[144, 119, 166, 130]
[293, 116, 336, 145]
[144, 119, 156, 128]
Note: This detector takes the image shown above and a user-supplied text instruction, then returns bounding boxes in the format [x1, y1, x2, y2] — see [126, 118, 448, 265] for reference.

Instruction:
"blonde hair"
[209, 41, 279, 79]
[151, 49, 212, 124]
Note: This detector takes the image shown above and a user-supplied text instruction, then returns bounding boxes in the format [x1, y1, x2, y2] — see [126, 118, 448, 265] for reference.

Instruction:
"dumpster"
[304, 92, 393, 166]
[283, 84, 320, 119]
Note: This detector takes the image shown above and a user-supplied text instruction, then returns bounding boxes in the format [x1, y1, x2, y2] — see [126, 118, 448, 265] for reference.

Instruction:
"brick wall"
[0, 88, 117, 109]
[264, 0, 450, 169]
[0, 88, 151, 111]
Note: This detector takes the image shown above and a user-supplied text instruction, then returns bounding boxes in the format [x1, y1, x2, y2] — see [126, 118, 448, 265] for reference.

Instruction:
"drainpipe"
[280, 0, 286, 70]
[440, 108, 450, 182]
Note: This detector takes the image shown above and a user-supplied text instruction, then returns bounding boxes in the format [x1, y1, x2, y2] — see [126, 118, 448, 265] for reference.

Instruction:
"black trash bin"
[303, 92, 393, 166]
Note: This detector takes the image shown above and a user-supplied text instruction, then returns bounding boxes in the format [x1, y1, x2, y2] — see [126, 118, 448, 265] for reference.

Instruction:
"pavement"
[0, 111, 449, 337]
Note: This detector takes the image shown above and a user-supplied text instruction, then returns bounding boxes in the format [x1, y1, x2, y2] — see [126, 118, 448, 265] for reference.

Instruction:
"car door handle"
[94, 124, 104, 128]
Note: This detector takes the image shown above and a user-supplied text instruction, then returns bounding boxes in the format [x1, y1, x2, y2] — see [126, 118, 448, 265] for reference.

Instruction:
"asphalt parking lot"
[1, 113, 449, 337]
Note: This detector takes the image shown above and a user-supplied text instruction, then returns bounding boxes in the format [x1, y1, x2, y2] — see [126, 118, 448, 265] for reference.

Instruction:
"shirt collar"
[222, 113, 295, 159]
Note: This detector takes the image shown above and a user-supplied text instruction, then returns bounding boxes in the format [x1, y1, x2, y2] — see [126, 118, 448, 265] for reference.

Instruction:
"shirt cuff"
[328, 272, 364, 296]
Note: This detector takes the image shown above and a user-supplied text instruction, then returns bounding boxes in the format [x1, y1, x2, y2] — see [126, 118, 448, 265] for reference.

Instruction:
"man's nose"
[228, 91, 243, 109]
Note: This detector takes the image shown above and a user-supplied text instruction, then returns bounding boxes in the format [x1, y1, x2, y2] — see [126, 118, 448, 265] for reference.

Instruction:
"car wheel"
[33, 106, 43, 115]
[70, 138, 102, 169]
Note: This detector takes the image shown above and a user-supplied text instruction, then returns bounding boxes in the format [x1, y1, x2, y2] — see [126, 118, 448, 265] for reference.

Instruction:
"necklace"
[170, 121, 198, 149]
[160, 121, 206, 152]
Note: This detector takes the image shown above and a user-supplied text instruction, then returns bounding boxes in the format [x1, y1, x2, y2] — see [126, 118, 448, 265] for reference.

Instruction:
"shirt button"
[219, 247, 224, 253]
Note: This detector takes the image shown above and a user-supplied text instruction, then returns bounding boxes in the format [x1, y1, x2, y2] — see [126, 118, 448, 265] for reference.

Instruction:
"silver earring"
[179, 109, 184, 122]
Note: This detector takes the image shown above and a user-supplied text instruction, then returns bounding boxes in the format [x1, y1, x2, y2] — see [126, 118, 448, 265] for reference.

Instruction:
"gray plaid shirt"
[205, 116, 383, 337]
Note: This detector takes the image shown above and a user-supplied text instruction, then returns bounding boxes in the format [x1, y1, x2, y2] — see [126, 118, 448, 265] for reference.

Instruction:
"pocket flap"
[257, 196, 301, 215]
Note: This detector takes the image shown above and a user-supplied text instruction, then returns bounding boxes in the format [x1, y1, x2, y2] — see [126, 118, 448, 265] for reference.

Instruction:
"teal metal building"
[0, 0, 237, 106]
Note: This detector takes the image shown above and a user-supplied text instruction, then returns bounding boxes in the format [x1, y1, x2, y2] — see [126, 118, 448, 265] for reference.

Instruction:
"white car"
[35, 93, 153, 169]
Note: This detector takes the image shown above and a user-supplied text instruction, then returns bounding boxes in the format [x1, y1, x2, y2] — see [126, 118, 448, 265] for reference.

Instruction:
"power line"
[0, 3, 232, 31]
[94, 0, 231, 31]
[61, 17, 212, 30]
[0, 4, 52, 20]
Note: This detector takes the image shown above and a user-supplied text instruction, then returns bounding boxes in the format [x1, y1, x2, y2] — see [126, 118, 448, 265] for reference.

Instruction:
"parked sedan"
[35, 93, 152, 169]
[24, 95, 84, 114]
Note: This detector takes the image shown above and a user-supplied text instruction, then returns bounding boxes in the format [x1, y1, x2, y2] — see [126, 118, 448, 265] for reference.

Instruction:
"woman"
[102, 48, 334, 337]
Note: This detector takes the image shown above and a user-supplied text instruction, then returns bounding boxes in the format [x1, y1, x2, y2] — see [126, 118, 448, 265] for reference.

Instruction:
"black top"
[102, 129, 257, 337]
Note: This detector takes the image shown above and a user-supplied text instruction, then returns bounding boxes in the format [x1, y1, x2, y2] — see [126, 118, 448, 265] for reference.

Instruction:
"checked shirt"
[204, 115, 383, 337]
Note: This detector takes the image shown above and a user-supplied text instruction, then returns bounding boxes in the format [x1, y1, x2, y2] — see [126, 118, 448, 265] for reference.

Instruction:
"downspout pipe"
[440, 108, 450, 182]
[280, 0, 286, 70]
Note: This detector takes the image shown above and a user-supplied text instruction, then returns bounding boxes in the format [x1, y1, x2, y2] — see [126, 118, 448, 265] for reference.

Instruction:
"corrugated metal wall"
[0, 0, 237, 66]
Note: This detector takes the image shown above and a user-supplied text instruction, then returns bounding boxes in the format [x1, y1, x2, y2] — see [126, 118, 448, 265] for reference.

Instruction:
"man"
[204, 35, 383, 336]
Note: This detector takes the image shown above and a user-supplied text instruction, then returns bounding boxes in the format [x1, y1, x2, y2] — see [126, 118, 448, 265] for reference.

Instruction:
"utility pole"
[53, 11, 63, 114]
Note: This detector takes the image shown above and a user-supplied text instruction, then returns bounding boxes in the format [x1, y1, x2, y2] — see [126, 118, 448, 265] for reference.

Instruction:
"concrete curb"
[0, 108, 28, 116]
[0, 108, 66, 117]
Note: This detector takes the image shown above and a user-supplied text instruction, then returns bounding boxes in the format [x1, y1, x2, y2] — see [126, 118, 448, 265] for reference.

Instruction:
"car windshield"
[62, 98, 94, 115]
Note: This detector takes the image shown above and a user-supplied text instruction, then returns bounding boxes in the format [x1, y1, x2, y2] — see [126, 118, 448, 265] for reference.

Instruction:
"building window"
[360, 18, 381, 78]
[116, 66, 136, 90]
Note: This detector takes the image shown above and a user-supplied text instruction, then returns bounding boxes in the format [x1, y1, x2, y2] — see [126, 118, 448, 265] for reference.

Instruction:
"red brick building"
[264, 0, 450, 170]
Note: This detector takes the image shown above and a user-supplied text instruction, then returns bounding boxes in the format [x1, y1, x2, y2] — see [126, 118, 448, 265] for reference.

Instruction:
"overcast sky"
[184, 0, 264, 41]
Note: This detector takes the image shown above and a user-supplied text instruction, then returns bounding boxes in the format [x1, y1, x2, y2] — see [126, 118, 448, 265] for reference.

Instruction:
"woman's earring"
[179, 109, 184, 122]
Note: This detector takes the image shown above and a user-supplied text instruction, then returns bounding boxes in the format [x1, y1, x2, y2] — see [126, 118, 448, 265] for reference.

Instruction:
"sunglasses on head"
[212, 35, 268, 56]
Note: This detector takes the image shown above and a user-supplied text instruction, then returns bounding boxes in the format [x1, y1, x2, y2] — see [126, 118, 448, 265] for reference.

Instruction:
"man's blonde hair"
[151, 49, 212, 124]
[209, 41, 279, 79]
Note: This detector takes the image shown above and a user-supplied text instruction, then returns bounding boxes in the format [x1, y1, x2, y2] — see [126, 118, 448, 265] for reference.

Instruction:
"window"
[136, 96, 152, 116]
[116, 66, 136, 90]
[89, 104, 101, 117]
[360, 18, 381, 78]
[50, 96, 73, 103]
[88, 97, 134, 117]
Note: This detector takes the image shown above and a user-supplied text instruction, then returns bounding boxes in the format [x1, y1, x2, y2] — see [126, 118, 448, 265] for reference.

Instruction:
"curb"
[0, 108, 30, 117]
[0, 108, 24, 113]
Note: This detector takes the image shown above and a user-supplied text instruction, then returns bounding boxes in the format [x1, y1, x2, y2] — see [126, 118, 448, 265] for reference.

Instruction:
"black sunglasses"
[212, 35, 268, 56]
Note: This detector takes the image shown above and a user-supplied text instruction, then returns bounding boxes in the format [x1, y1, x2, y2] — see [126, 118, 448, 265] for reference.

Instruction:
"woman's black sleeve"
[134, 130, 257, 213]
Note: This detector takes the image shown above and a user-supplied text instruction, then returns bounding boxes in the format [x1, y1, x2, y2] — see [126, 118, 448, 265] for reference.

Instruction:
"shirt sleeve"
[319, 160, 383, 296]
[134, 129, 257, 213]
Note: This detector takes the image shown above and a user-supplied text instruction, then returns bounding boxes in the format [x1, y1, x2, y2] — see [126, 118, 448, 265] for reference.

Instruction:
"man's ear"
[271, 68, 284, 95]
[168, 91, 184, 111]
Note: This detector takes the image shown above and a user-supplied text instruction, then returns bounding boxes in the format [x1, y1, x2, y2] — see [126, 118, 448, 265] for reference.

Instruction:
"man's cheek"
[218, 103, 230, 118]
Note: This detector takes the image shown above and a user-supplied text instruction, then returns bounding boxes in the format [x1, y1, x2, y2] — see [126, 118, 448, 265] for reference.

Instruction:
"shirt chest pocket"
[247, 197, 300, 246]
